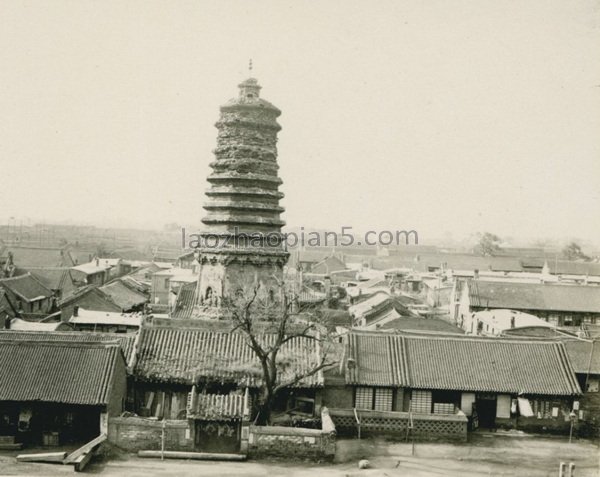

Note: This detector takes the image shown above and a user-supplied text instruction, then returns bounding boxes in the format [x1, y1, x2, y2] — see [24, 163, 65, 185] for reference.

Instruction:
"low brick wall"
[245, 407, 336, 460]
[108, 417, 193, 451]
[247, 425, 335, 460]
[329, 408, 468, 442]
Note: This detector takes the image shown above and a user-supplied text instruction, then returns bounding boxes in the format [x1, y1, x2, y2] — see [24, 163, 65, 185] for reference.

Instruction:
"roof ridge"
[0, 339, 121, 349]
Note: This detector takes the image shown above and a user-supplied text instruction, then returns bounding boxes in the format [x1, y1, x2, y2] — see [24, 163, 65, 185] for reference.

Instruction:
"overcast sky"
[1, 0, 599, 244]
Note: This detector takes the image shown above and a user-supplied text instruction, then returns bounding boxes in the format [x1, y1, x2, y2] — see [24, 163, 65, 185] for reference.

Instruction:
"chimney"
[73, 305, 79, 317]
[4, 315, 11, 330]
[95, 257, 100, 267]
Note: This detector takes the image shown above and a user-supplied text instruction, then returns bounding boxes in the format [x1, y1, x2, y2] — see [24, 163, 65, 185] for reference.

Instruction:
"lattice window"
[411, 390, 432, 413]
[374, 388, 393, 411]
[355, 387, 373, 410]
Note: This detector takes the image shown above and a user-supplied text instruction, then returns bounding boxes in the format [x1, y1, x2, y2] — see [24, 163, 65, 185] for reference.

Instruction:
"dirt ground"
[0, 434, 598, 477]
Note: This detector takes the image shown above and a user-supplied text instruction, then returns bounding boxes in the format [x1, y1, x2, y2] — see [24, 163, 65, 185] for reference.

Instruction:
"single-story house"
[99, 279, 148, 312]
[21, 267, 76, 300]
[563, 339, 600, 437]
[68, 307, 142, 333]
[0, 339, 126, 447]
[59, 286, 123, 321]
[323, 331, 581, 440]
[454, 279, 600, 328]
[0, 273, 55, 319]
[128, 322, 325, 453]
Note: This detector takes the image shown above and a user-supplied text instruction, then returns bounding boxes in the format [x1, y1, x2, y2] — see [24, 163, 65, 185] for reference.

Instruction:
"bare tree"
[223, 284, 337, 425]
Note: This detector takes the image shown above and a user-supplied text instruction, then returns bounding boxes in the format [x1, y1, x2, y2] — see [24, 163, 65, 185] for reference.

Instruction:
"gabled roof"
[59, 286, 121, 312]
[22, 267, 74, 292]
[311, 256, 347, 275]
[0, 340, 123, 405]
[297, 286, 326, 304]
[0, 273, 53, 301]
[172, 282, 199, 319]
[469, 280, 600, 314]
[349, 292, 391, 318]
[99, 280, 147, 310]
[135, 326, 324, 388]
[563, 340, 600, 374]
[0, 330, 137, 367]
[345, 331, 581, 395]
[2, 246, 75, 268]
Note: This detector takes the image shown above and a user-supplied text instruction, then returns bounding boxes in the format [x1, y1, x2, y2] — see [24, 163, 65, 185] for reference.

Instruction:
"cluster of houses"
[1, 76, 598, 464]
[0, 242, 598, 457]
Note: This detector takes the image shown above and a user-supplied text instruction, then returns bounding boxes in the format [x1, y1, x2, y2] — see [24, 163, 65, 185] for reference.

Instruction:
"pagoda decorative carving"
[196, 76, 289, 305]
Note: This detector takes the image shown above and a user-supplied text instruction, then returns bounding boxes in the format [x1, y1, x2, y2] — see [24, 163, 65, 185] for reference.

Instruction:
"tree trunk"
[255, 387, 275, 425]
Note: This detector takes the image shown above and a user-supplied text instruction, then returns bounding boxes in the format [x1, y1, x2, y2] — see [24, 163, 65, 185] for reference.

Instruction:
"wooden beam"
[73, 451, 94, 472]
[138, 450, 246, 461]
[64, 434, 106, 464]
[16, 452, 67, 463]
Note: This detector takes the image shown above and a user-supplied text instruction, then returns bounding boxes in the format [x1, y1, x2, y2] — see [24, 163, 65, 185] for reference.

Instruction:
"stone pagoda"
[195, 75, 289, 306]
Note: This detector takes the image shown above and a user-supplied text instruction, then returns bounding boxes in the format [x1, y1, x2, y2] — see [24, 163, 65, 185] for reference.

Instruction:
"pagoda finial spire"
[248, 58, 253, 76]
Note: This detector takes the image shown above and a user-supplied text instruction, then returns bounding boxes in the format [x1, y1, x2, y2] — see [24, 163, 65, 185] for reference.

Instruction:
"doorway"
[194, 420, 241, 453]
[475, 394, 497, 429]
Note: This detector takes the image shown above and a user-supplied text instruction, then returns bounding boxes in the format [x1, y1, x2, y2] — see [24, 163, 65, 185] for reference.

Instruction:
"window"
[355, 387, 373, 410]
[374, 388, 393, 411]
[355, 387, 394, 411]
[411, 390, 432, 413]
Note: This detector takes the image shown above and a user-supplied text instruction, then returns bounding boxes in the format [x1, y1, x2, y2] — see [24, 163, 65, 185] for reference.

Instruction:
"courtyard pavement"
[0, 433, 598, 476]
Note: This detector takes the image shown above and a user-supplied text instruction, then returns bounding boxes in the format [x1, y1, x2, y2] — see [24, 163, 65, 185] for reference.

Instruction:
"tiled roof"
[69, 308, 143, 327]
[0, 330, 137, 367]
[0, 340, 122, 405]
[187, 389, 249, 420]
[380, 316, 464, 334]
[99, 280, 147, 310]
[21, 267, 74, 292]
[349, 292, 391, 318]
[346, 332, 409, 386]
[3, 246, 75, 268]
[345, 331, 581, 395]
[172, 282, 199, 319]
[469, 280, 600, 314]
[521, 259, 600, 276]
[297, 286, 326, 304]
[135, 327, 324, 388]
[8, 319, 71, 331]
[0, 273, 53, 301]
[371, 254, 523, 273]
[563, 340, 600, 374]
[58, 286, 122, 313]
[311, 256, 347, 275]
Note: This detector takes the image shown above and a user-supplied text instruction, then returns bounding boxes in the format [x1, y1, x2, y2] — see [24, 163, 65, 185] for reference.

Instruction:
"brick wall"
[108, 417, 193, 451]
[246, 408, 336, 460]
[247, 425, 335, 460]
[329, 408, 468, 442]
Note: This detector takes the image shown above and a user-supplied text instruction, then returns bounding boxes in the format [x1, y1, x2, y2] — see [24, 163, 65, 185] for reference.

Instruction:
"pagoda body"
[196, 77, 289, 305]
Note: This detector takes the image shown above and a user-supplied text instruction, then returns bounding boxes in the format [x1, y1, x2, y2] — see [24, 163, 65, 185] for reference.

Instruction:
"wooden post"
[161, 419, 166, 461]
